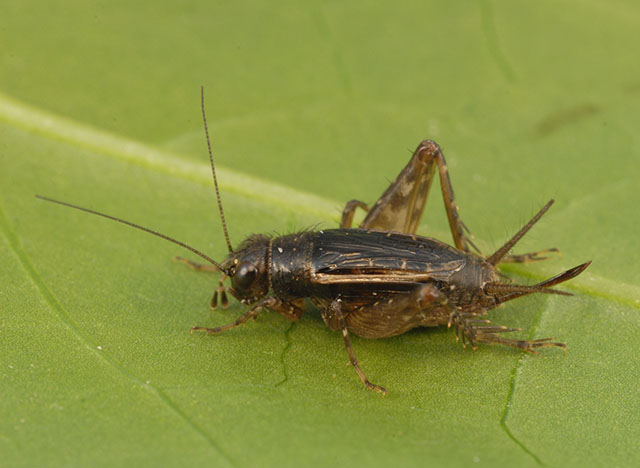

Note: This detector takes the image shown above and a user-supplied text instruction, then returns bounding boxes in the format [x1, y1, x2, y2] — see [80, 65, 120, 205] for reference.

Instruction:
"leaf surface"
[1, 1, 639, 466]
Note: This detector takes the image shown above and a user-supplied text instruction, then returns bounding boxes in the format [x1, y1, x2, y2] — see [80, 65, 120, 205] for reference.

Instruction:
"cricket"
[37, 87, 590, 395]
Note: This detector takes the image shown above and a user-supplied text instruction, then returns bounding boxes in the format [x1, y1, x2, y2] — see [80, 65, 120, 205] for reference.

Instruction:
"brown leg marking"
[330, 299, 387, 395]
[359, 140, 479, 253]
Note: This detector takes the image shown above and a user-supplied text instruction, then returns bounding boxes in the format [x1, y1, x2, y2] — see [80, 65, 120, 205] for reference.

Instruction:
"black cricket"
[37, 88, 590, 394]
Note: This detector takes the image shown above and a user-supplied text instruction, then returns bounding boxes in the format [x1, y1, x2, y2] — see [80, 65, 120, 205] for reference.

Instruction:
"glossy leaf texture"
[1, 1, 639, 466]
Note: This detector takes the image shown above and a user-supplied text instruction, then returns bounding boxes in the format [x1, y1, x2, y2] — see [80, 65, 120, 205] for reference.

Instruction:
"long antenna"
[486, 200, 554, 266]
[35, 195, 228, 273]
[201, 86, 233, 253]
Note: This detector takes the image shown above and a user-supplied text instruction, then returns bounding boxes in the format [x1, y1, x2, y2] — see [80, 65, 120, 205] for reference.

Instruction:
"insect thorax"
[270, 232, 315, 300]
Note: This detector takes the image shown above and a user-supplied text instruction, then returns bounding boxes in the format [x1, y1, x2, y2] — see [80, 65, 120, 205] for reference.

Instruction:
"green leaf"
[1, 1, 639, 466]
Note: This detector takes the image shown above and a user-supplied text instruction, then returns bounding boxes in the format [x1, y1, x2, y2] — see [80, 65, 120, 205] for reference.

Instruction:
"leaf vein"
[499, 300, 550, 466]
[275, 322, 296, 388]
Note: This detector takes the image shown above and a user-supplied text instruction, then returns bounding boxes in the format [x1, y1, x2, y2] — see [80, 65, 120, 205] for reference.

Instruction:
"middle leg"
[328, 298, 387, 395]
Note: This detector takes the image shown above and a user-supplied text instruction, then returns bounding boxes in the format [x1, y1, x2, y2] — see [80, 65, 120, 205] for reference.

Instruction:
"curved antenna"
[486, 200, 554, 266]
[201, 86, 233, 253]
[36, 195, 228, 274]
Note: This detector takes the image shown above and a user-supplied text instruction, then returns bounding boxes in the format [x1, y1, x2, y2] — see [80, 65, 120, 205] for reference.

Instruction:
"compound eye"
[233, 261, 257, 291]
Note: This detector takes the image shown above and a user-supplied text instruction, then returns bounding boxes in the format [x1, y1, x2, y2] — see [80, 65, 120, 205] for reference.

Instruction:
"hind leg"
[359, 140, 478, 252]
[448, 308, 566, 353]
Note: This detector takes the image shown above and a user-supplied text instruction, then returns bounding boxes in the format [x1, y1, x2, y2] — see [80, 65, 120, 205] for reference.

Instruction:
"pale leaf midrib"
[0, 91, 340, 220]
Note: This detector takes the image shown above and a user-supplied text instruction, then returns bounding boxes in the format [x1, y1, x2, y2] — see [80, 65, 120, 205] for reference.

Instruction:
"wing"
[311, 229, 466, 284]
